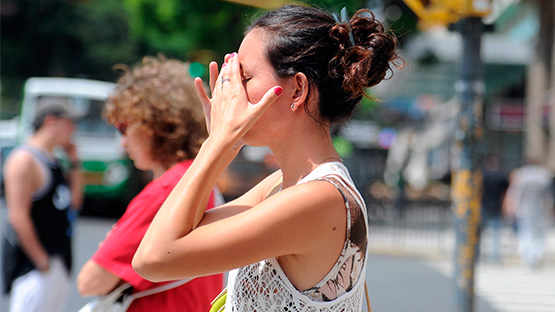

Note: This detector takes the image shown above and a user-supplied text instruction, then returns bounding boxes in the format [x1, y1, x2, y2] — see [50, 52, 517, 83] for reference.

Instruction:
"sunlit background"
[1, 1, 554, 311]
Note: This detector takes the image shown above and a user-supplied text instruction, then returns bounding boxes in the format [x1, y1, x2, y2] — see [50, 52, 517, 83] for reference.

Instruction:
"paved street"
[1, 215, 554, 312]
[367, 254, 499, 312]
[0, 215, 115, 312]
[429, 260, 555, 312]
[367, 220, 555, 312]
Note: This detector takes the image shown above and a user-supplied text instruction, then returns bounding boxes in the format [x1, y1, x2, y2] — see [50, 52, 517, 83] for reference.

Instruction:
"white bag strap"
[77, 279, 194, 312]
[128, 277, 194, 301]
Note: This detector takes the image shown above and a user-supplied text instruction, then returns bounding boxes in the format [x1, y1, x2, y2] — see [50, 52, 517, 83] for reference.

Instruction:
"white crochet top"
[225, 162, 369, 311]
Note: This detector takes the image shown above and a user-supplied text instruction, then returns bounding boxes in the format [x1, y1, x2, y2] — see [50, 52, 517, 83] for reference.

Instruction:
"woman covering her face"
[134, 5, 401, 311]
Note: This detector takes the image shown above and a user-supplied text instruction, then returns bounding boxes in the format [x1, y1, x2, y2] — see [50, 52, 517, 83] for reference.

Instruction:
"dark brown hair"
[247, 5, 402, 125]
[104, 55, 207, 168]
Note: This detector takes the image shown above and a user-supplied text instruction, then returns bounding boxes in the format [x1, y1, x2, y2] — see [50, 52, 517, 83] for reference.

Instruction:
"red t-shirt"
[92, 160, 223, 312]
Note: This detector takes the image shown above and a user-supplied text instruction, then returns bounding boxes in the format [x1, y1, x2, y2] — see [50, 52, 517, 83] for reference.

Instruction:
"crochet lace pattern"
[225, 162, 368, 311]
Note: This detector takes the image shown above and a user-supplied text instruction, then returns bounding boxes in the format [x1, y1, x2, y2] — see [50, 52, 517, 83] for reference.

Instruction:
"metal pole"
[451, 16, 484, 312]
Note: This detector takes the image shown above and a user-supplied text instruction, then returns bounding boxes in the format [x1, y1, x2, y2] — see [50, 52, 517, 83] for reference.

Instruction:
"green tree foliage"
[120, 0, 369, 64]
[0, 0, 135, 117]
[0, 0, 412, 119]
[71, 1, 138, 80]
[122, 0, 257, 62]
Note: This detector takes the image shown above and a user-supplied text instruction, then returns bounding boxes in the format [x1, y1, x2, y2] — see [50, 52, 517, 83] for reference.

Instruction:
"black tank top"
[2, 145, 73, 293]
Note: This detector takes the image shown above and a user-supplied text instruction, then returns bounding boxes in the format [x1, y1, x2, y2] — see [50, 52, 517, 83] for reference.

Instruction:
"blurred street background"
[2, 0, 555, 311]
[1, 203, 554, 312]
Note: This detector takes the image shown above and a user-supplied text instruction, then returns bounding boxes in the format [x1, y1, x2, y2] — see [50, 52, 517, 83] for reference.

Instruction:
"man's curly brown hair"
[104, 55, 207, 168]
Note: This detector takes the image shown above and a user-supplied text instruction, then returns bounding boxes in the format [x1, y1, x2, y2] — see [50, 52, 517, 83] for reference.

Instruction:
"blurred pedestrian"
[2, 100, 83, 312]
[77, 55, 223, 312]
[504, 159, 554, 268]
[480, 155, 509, 263]
[134, 5, 401, 311]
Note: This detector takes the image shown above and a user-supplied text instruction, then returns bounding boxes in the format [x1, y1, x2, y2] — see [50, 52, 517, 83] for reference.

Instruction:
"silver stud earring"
[290, 104, 294, 109]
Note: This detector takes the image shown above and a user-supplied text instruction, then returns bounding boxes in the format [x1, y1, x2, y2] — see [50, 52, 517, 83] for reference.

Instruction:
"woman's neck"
[271, 126, 339, 189]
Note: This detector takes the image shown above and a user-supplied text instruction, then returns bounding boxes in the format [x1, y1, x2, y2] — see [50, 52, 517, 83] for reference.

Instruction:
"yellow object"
[447, 0, 491, 16]
[209, 288, 227, 312]
[402, 0, 492, 28]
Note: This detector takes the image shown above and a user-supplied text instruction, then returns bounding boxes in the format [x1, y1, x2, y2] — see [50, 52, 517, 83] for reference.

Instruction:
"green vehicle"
[16, 77, 142, 217]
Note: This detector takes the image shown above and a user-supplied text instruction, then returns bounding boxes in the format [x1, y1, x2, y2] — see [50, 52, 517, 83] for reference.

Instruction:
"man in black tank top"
[2, 101, 83, 312]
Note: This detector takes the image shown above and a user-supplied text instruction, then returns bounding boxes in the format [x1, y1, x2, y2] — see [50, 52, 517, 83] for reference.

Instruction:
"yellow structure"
[403, 0, 492, 28]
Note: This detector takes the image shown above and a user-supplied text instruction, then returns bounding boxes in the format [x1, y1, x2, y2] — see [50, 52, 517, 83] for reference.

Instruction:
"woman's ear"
[290, 72, 309, 111]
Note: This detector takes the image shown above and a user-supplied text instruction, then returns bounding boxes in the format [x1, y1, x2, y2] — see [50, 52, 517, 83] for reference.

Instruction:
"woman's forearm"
[133, 136, 238, 280]
[77, 260, 121, 296]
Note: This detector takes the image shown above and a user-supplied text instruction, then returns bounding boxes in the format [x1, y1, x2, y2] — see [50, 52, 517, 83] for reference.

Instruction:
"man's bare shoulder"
[3, 149, 40, 179]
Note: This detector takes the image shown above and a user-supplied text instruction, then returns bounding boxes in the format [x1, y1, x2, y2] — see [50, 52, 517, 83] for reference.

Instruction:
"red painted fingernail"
[274, 87, 283, 96]
[231, 52, 237, 58]
[222, 63, 227, 67]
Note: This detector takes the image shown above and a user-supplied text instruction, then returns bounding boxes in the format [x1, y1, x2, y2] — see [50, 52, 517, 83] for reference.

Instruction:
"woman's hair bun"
[329, 9, 402, 98]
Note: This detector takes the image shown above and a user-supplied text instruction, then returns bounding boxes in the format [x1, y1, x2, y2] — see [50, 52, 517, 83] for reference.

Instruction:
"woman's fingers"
[194, 77, 210, 105]
[214, 53, 234, 94]
[194, 77, 212, 133]
[220, 53, 238, 92]
[201, 52, 282, 144]
[193, 55, 238, 135]
[208, 61, 219, 96]
[252, 86, 283, 115]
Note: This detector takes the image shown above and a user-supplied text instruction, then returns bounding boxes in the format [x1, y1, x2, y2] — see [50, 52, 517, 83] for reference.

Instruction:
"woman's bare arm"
[133, 172, 346, 286]
[133, 53, 284, 280]
[77, 260, 121, 296]
[133, 52, 345, 287]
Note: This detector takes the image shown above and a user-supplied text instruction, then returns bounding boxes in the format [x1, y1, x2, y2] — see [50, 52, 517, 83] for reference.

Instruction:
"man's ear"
[42, 114, 58, 127]
[290, 72, 309, 111]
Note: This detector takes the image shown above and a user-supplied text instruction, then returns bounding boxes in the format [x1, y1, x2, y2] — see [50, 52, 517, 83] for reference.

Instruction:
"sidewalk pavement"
[368, 223, 555, 312]
[368, 223, 555, 265]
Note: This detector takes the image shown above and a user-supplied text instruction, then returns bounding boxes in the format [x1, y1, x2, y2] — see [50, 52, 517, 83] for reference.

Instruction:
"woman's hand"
[194, 61, 220, 135]
[194, 53, 282, 150]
